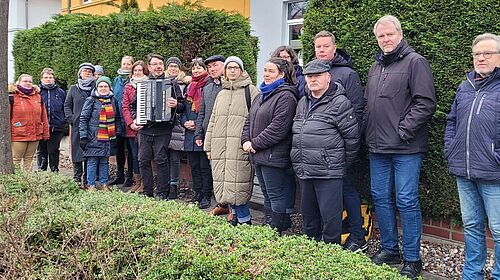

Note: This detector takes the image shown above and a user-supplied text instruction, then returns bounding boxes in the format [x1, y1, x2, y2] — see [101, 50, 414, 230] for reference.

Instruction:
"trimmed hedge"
[302, 0, 500, 220]
[0, 171, 406, 279]
[13, 2, 257, 88]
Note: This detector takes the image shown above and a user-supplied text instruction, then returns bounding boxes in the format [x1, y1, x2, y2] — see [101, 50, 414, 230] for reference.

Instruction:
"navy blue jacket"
[445, 68, 500, 183]
[295, 65, 306, 98]
[180, 100, 203, 152]
[39, 83, 66, 132]
[79, 91, 122, 158]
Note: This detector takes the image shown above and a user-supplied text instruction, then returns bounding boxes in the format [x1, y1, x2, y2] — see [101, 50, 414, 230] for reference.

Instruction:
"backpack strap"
[244, 85, 251, 112]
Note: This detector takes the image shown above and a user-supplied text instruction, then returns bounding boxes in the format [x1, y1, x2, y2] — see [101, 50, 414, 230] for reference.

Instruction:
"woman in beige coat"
[204, 56, 259, 225]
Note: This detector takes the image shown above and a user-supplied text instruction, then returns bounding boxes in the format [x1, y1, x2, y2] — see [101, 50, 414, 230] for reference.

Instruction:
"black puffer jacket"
[363, 40, 436, 154]
[39, 83, 66, 132]
[291, 82, 360, 179]
[79, 91, 122, 157]
[241, 83, 298, 168]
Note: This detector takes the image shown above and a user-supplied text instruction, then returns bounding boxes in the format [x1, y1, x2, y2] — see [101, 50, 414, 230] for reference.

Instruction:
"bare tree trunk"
[0, 0, 14, 174]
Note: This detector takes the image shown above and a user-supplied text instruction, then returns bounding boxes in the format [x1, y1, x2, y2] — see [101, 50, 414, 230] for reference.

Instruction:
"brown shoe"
[128, 174, 142, 193]
[100, 184, 111, 192]
[87, 185, 96, 192]
[210, 204, 230, 216]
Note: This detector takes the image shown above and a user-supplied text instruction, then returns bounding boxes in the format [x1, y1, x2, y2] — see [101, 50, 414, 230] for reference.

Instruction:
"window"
[286, 1, 307, 64]
[83, 0, 92, 4]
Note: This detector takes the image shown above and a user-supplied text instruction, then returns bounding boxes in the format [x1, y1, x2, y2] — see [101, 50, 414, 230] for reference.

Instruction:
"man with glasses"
[445, 33, 500, 279]
[136, 53, 184, 199]
[363, 15, 436, 279]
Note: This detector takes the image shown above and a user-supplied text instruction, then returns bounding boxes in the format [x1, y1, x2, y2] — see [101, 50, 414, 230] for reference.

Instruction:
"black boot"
[271, 212, 287, 234]
[283, 213, 293, 231]
[122, 171, 134, 188]
[37, 155, 48, 171]
[109, 173, 125, 185]
[168, 180, 178, 199]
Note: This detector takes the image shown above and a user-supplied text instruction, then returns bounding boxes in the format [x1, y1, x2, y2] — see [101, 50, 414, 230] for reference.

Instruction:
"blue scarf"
[258, 78, 284, 101]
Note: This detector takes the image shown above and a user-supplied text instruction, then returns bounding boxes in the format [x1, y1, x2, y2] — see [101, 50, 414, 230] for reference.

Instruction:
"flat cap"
[303, 59, 331, 75]
[204, 55, 226, 65]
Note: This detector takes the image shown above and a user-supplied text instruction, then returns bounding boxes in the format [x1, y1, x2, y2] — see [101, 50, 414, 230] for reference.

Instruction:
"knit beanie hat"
[78, 62, 95, 78]
[96, 76, 112, 89]
[224, 56, 244, 72]
[166, 56, 182, 67]
[94, 65, 104, 75]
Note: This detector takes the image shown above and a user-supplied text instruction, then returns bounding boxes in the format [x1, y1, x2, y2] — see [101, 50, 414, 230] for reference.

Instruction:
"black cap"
[303, 59, 331, 75]
[204, 55, 226, 65]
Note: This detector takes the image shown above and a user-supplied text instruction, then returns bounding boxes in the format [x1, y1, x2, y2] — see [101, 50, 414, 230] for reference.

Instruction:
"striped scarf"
[97, 98, 116, 142]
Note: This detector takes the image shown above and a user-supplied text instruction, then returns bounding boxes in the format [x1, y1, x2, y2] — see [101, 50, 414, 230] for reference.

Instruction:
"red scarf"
[186, 72, 209, 112]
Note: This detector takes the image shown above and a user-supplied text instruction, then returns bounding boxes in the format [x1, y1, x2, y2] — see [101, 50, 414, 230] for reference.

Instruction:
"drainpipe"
[25, 0, 28, 29]
[67, 0, 71, 14]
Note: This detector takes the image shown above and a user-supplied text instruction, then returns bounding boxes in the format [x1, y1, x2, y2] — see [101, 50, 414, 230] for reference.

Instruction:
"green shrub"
[302, 0, 500, 220]
[13, 2, 257, 89]
[0, 171, 405, 279]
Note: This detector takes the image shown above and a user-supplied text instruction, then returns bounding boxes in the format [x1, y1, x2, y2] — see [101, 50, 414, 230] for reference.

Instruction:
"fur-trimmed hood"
[8, 83, 40, 94]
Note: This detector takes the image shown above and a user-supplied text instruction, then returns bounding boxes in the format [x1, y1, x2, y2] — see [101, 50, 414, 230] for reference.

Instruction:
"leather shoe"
[371, 249, 401, 265]
[210, 204, 230, 215]
[400, 260, 422, 280]
[199, 197, 211, 209]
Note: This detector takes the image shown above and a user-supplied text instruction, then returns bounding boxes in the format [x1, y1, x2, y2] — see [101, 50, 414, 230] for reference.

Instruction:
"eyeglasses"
[226, 66, 240, 71]
[150, 62, 164, 67]
[279, 55, 291, 60]
[471, 51, 500, 59]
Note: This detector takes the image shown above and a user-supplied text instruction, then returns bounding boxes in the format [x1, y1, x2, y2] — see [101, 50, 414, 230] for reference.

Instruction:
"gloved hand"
[80, 138, 89, 149]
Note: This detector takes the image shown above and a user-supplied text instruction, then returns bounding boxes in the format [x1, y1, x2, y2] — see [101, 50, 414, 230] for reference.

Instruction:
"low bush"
[0, 171, 405, 279]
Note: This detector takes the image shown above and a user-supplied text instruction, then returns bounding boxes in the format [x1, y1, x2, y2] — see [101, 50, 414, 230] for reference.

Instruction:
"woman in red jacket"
[9, 74, 49, 170]
[122, 60, 148, 192]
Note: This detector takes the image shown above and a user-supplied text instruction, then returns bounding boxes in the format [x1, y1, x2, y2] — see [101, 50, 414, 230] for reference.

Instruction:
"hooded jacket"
[241, 83, 298, 168]
[363, 40, 436, 154]
[79, 90, 122, 157]
[291, 82, 359, 179]
[39, 83, 67, 132]
[445, 68, 500, 183]
[9, 84, 49, 142]
[204, 71, 260, 205]
[329, 49, 364, 122]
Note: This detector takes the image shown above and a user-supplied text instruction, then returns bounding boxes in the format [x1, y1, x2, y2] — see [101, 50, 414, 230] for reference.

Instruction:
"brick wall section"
[372, 212, 494, 249]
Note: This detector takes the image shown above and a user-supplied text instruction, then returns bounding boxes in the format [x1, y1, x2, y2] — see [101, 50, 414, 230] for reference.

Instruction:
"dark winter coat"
[363, 40, 436, 154]
[241, 84, 298, 168]
[329, 49, 364, 122]
[139, 74, 185, 136]
[180, 100, 204, 152]
[194, 77, 223, 141]
[79, 91, 122, 158]
[291, 82, 360, 179]
[169, 80, 188, 151]
[39, 83, 67, 132]
[295, 65, 306, 98]
[64, 84, 93, 162]
[445, 68, 500, 183]
[113, 75, 128, 136]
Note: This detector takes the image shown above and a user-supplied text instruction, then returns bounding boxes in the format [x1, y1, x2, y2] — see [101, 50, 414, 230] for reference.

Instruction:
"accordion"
[136, 79, 173, 125]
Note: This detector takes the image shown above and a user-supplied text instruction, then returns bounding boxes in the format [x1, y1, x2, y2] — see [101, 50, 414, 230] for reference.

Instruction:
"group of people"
[7, 14, 500, 279]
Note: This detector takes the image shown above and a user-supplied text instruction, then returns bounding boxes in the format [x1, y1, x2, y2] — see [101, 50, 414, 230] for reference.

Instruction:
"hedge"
[302, 0, 500, 220]
[0, 171, 406, 279]
[12, 2, 257, 89]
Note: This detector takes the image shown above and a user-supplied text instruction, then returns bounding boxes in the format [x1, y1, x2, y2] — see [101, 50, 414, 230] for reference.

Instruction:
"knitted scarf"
[259, 78, 284, 101]
[17, 85, 34, 95]
[186, 71, 209, 112]
[129, 76, 148, 89]
[97, 98, 116, 142]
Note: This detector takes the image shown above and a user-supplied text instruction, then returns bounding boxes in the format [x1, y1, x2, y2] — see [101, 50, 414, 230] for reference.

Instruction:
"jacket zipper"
[465, 78, 480, 179]
[375, 67, 386, 149]
[476, 95, 485, 115]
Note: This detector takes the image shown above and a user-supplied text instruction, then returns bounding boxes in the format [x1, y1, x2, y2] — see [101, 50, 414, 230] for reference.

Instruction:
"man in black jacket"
[364, 15, 436, 279]
[314, 30, 366, 252]
[291, 59, 359, 245]
[136, 54, 184, 199]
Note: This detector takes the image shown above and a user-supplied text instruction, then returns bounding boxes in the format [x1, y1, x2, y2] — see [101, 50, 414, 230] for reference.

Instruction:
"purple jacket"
[444, 68, 500, 183]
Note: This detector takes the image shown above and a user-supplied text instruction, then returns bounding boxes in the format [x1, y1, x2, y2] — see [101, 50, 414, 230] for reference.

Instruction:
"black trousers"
[138, 133, 171, 197]
[300, 178, 343, 244]
[73, 160, 88, 185]
[115, 136, 134, 177]
[187, 151, 213, 198]
[37, 130, 64, 172]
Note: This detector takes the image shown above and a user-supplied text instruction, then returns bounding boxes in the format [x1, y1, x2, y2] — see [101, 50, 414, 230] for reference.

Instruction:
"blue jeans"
[127, 138, 139, 174]
[343, 169, 365, 241]
[255, 165, 295, 214]
[370, 152, 423, 261]
[231, 204, 251, 223]
[457, 177, 500, 279]
[86, 156, 109, 186]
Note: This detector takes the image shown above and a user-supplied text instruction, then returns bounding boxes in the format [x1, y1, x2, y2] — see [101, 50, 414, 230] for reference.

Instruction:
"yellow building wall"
[61, 0, 249, 17]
